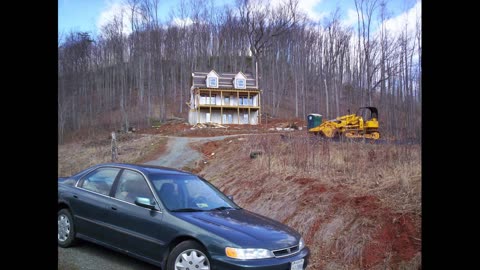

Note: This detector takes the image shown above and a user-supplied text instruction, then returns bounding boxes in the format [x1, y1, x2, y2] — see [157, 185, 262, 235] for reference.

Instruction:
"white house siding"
[188, 70, 260, 125]
[188, 110, 198, 125]
[250, 110, 259, 124]
[188, 109, 259, 125]
[253, 95, 259, 106]
[193, 93, 259, 107]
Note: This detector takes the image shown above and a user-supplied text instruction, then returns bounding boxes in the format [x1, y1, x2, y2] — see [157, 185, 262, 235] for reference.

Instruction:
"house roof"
[234, 71, 247, 79]
[192, 71, 258, 90]
[206, 70, 219, 78]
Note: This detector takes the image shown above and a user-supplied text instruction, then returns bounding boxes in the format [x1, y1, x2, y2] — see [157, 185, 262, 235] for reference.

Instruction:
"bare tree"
[58, 0, 421, 143]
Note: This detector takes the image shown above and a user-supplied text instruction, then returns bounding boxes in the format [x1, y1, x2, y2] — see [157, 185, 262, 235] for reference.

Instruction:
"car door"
[106, 169, 165, 261]
[70, 167, 121, 244]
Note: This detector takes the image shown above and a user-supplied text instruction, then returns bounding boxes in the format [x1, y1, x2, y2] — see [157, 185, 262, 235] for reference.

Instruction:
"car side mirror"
[135, 197, 156, 210]
[227, 195, 234, 202]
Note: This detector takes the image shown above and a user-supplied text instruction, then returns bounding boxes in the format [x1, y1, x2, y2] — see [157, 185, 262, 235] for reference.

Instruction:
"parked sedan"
[58, 163, 310, 270]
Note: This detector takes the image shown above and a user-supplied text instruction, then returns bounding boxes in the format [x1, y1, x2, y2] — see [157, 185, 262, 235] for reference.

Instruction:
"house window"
[207, 77, 218, 88]
[200, 94, 216, 104]
[236, 79, 246, 89]
[210, 95, 216, 104]
[239, 96, 252, 106]
[243, 114, 249, 124]
[224, 97, 230, 105]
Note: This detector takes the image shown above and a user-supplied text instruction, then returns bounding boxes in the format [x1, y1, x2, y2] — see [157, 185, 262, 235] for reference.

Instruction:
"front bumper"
[211, 247, 310, 270]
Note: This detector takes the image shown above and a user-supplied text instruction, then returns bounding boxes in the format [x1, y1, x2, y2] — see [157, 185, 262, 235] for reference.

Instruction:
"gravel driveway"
[58, 135, 239, 270]
[144, 135, 235, 168]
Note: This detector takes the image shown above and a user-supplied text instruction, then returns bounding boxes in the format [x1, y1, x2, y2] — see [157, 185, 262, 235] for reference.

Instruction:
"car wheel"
[167, 240, 211, 270]
[58, 209, 77, 248]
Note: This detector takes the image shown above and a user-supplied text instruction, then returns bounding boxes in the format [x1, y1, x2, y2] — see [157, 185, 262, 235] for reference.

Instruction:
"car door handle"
[111, 206, 117, 211]
[73, 195, 78, 199]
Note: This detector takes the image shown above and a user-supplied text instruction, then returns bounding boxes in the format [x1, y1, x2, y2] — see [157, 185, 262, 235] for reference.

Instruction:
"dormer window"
[234, 72, 247, 89]
[236, 78, 245, 88]
[208, 77, 218, 87]
[206, 70, 219, 88]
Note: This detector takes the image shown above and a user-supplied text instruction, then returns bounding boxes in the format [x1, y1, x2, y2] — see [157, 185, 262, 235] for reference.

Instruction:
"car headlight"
[299, 237, 305, 251]
[225, 247, 274, 259]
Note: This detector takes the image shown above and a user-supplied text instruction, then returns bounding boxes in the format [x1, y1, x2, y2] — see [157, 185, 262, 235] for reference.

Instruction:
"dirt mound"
[200, 141, 221, 157]
[136, 117, 309, 137]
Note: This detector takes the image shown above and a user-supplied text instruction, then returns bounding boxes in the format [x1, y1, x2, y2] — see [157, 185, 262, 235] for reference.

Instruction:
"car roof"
[96, 163, 193, 176]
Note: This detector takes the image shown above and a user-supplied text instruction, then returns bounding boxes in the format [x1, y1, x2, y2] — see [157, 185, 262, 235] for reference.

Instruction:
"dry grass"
[199, 133, 421, 270]
[58, 133, 167, 176]
[58, 130, 421, 269]
[243, 134, 421, 215]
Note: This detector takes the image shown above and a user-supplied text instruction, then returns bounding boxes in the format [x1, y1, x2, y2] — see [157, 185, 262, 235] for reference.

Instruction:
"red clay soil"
[353, 195, 381, 214]
[215, 173, 420, 269]
[294, 177, 315, 185]
[199, 141, 222, 157]
[362, 213, 420, 267]
[348, 195, 420, 268]
[245, 188, 265, 204]
[187, 141, 224, 174]
[136, 117, 308, 137]
[304, 184, 327, 196]
[135, 142, 168, 163]
[194, 138, 421, 269]
[332, 192, 349, 204]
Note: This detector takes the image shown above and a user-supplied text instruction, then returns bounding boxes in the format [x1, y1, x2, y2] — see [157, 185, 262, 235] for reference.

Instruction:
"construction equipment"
[308, 107, 380, 140]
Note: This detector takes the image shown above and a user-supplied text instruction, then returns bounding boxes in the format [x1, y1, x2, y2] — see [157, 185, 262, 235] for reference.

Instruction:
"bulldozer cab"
[356, 107, 378, 121]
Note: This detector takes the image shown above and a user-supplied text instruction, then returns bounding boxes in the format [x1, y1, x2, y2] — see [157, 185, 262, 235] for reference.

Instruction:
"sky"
[58, 0, 420, 38]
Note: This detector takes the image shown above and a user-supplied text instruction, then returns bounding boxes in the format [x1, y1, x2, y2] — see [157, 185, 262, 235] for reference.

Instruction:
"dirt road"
[58, 135, 239, 270]
[143, 135, 238, 168]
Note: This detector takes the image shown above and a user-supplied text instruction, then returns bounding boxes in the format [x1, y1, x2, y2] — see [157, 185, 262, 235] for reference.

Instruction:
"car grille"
[272, 245, 300, 258]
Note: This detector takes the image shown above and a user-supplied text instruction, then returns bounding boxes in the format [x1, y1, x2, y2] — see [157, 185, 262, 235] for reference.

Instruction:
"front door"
[107, 169, 165, 261]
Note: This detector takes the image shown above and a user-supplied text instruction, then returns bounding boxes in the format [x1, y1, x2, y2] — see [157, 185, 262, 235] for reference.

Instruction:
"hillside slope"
[198, 134, 421, 270]
[58, 130, 421, 269]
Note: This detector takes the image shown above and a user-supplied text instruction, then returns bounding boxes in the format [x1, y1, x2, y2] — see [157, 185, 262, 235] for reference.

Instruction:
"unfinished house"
[188, 70, 261, 125]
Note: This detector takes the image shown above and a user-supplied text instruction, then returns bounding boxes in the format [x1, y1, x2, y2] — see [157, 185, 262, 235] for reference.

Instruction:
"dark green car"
[58, 163, 310, 270]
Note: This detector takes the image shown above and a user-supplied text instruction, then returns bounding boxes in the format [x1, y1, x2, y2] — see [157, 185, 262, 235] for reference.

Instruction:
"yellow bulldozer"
[307, 107, 380, 140]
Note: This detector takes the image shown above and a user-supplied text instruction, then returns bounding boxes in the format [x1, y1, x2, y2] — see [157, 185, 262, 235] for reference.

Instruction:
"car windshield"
[149, 174, 240, 212]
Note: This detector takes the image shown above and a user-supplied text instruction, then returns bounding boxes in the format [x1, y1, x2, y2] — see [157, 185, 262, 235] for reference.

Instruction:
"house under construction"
[188, 70, 261, 125]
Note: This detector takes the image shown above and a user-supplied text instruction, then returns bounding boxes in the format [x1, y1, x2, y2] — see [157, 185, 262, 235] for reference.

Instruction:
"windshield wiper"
[210, 206, 237, 211]
[170, 208, 207, 212]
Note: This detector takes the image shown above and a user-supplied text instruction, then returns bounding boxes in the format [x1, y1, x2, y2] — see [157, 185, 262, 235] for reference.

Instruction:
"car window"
[114, 170, 154, 204]
[59, 178, 76, 186]
[184, 180, 216, 201]
[80, 168, 120, 196]
[150, 174, 238, 211]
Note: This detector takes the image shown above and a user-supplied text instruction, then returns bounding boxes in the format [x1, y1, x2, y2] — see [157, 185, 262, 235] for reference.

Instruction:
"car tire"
[57, 209, 77, 248]
[166, 240, 211, 270]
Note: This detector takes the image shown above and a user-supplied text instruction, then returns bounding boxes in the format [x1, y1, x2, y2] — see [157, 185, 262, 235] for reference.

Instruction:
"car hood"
[172, 209, 300, 249]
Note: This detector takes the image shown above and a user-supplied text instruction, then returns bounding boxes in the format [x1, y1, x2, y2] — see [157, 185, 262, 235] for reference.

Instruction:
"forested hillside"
[58, 0, 421, 143]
